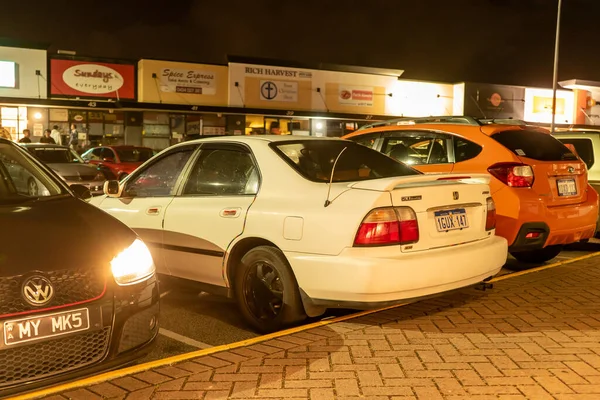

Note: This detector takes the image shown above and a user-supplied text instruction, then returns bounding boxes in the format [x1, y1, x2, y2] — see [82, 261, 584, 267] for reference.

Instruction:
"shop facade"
[0, 43, 593, 153]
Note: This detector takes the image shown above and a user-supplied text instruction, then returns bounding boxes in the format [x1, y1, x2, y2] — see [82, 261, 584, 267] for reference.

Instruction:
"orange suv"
[343, 116, 599, 263]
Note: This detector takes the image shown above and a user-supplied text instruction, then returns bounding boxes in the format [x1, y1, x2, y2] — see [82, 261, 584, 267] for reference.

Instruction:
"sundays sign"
[50, 59, 136, 99]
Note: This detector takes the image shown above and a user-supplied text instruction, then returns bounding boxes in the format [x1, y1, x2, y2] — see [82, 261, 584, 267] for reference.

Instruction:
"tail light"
[488, 162, 534, 187]
[485, 197, 496, 231]
[354, 207, 419, 246]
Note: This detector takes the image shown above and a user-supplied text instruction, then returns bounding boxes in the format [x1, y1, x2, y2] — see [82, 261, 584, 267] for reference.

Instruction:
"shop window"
[246, 115, 265, 135]
[104, 112, 125, 137]
[0, 107, 28, 141]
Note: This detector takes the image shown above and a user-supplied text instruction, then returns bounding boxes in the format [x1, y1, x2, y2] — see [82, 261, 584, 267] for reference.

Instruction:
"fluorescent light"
[0, 61, 16, 88]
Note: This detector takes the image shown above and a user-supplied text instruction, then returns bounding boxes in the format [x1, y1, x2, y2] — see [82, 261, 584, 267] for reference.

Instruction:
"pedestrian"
[68, 123, 79, 151]
[18, 129, 32, 143]
[0, 126, 10, 140]
[40, 129, 55, 144]
[50, 125, 62, 145]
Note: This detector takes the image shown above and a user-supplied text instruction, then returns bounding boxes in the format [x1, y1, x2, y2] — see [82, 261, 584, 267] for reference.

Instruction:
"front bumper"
[0, 275, 159, 399]
[286, 236, 507, 308]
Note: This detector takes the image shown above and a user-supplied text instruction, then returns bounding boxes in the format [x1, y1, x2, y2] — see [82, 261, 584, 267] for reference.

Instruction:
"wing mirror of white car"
[70, 184, 92, 202]
[103, 180, 123, 198]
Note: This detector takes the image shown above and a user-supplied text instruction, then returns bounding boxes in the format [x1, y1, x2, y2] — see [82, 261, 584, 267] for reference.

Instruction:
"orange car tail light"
[488, 163, 534, 188]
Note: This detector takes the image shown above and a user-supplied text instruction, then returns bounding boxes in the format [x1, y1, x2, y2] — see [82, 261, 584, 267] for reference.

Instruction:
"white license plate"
[434, 208, 469, 232]
[4, 308, 90, 346]
[557, 178, 577, 196]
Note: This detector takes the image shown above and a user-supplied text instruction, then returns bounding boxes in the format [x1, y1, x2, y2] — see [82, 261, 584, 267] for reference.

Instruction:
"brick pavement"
[43, 256, 600, 399]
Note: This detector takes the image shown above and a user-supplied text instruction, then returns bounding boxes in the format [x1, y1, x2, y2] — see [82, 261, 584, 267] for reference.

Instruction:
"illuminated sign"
[0, 61, 16, 88]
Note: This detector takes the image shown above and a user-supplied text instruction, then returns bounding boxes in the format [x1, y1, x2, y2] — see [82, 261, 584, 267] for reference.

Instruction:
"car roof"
[20, 143, 69, 149]
[177, 134, 344, 146]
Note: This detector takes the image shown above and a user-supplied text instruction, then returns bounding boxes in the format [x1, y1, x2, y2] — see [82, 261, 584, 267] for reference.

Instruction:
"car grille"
[0, 268, 106, 317]
[0, 327, 110, 389]
[63, 174, 98, 181]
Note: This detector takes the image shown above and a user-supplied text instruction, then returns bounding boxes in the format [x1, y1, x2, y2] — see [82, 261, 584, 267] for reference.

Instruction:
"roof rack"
[358, 116, 482, 130]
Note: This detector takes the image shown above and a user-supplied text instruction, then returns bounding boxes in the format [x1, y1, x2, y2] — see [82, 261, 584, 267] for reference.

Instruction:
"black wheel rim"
[243, 260, 283, 321]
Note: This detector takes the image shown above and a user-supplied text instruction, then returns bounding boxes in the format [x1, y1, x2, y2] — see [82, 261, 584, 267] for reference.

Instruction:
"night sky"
[0, 0, 597, 87]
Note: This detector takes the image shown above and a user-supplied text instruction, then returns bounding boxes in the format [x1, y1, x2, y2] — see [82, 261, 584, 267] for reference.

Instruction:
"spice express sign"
[50, 59, 136, 99]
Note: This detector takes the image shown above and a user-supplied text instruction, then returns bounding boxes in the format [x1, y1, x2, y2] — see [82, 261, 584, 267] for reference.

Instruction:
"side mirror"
[70, 184, 92, 201]
[103, 157, 115, 163]
[103, 180, 122, 197]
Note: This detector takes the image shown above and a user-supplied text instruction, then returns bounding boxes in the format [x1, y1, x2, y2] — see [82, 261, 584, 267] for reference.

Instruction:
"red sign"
[352, 90, 373, 101]
[50, 59, 136, 100]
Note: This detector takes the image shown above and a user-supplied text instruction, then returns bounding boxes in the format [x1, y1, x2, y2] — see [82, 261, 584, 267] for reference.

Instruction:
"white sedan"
[92, 136, 507, 332]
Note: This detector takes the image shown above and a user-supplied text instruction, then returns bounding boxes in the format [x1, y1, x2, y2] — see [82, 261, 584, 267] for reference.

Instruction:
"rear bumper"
[496, 185, 599, 248]
[286, 236, 507, 307]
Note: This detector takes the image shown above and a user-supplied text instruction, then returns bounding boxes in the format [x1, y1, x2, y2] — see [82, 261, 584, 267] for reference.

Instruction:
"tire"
[234, 246, 307, 333]
[27, 178, 38, 196]
[510, 245, 563, 264]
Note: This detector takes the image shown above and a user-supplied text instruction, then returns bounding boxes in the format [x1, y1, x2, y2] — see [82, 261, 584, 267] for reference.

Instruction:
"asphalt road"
[139, 240, 600, 363]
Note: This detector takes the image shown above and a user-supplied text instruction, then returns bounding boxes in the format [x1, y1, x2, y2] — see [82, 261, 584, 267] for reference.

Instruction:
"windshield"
[272, 140, 421, 183]
[492, 129, 579, 162]
[115, 148, 154, 163]
[28, 147, 84, 164]
[0, 142, 66, 203]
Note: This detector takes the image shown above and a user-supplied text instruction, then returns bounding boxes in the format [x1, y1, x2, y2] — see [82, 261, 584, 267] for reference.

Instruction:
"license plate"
[557, 178, 577, 196]
[4, 308, 90, 346]
[434, 208, 469, 232]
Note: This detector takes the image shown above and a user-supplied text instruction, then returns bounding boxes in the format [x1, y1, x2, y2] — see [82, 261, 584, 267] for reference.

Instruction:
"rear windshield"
[271, 140, 421, 183]
[491, 129, 578, 161]
[115, 148, 154, 163]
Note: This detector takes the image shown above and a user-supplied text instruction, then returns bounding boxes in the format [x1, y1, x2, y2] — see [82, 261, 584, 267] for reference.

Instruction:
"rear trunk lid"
[490, 128, 588, 207]
[350, 174, 493, 252]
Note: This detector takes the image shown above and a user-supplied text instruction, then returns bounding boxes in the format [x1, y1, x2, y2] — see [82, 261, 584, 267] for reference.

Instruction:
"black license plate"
[4, 308, 90, 346]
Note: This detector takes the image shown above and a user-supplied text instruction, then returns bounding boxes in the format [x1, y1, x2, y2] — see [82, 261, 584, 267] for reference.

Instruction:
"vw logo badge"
[22, 276, 54, 306]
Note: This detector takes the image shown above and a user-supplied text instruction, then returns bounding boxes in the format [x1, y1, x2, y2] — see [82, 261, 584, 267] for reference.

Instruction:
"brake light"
[354, 207, 419, 246]
[485, 197, 496, 231]
[488, 162, 534, 187]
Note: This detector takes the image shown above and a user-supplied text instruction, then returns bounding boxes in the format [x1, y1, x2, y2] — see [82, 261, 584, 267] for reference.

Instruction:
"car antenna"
[324, 146, 348, 207]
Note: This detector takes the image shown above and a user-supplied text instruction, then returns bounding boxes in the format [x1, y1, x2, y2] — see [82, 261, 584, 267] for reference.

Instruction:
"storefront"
[0, 45, 47, 141]
[47, 56, 137, 149]
[524, 87, 575, 125]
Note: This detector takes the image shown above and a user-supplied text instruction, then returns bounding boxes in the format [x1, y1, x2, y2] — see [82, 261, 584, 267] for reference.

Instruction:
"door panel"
[163, 143, 260, 286]
[94, 145, 197, 274]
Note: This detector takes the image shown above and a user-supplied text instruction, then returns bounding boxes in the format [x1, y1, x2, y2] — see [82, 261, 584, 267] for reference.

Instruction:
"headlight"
[110, 239, 155, 285]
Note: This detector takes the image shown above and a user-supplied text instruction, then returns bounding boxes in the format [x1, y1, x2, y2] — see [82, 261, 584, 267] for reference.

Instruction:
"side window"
[382, 132, 450, 165]
[101, 148, 115, 161]
[85, 148, 103, 161]
[454, 137, 483, 163]
[558, 138, 594, 169]
[349, 133, 380, 149]
[125, 148, 195, 197]
[183, 148, 259, 196]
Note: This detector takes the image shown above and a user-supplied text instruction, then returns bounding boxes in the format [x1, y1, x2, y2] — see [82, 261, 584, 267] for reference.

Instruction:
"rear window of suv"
[491, 129, 578, 161]
[271, 140, 421, 183]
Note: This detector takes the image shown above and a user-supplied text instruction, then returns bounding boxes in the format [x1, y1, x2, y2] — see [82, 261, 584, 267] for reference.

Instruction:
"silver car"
[19, 144, 112, 195]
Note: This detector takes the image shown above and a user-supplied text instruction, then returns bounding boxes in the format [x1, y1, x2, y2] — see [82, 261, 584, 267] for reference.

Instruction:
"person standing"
[18, 129, 32, 143]
[68, 124, 79, 151]
[40, 129, 55, 144]
[50, 125, 62, 145]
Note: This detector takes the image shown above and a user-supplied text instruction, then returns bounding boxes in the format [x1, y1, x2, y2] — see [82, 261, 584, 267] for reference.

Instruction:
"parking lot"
[141, 240, 600, 364]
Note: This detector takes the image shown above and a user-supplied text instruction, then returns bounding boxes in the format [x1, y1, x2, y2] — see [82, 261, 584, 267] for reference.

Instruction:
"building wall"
[138, 59, 228, 106]
[0, 46, 47, 99]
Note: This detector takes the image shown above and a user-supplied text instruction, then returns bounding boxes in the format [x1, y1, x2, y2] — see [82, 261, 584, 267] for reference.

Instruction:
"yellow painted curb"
[9, 250, 600, 400]
[490, 251, 600, 283]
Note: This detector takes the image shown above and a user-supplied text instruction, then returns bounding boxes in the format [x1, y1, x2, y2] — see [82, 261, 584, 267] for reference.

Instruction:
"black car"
[0, 138, 159, 398]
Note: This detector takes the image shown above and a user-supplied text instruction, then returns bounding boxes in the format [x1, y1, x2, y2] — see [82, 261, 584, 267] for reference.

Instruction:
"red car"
[82, 145, 154, 180]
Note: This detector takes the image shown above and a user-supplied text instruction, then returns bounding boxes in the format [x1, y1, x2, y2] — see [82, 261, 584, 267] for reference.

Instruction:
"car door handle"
[220, 208, 241, 218]
[146, 207, 162, 215]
